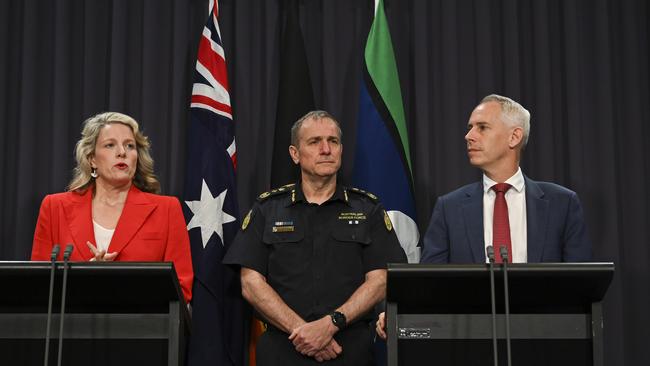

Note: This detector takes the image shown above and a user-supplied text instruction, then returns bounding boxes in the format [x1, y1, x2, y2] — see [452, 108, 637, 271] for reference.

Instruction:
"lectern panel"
[0, 262, 189, 366]
[386, 263, 614, 366]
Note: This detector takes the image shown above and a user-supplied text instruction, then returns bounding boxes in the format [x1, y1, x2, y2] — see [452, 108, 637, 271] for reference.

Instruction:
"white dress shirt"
[483, 167, 527, 263]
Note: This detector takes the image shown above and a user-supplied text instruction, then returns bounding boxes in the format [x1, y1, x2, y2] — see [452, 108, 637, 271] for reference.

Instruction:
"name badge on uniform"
[272, 221, 294, 233]
[338, 212, 366, 225]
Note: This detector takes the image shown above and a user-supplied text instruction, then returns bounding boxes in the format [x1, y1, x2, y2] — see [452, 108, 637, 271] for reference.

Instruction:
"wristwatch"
[329, 311, 347, 329]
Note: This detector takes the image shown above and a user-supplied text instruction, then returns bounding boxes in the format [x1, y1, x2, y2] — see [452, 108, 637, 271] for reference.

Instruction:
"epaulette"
[257, 183, 296, 201]
[347, 187, 379, 202]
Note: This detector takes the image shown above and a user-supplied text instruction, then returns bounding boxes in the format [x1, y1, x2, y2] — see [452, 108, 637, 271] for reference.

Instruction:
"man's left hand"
[313, 339, 343, 362]
[288, 316, 338, 356]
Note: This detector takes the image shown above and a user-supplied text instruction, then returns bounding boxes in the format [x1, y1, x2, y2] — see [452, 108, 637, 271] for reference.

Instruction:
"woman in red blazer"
[31, 112, 193, 302]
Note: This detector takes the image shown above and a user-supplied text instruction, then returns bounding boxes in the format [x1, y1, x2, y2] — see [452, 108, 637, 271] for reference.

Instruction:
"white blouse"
[92, 220, 115, 252]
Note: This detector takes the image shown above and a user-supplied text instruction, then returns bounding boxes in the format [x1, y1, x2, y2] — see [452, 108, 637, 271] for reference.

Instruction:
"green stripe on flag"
[364, 0, 412, 175]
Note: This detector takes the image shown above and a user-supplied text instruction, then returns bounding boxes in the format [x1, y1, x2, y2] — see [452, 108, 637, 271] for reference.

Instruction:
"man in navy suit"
[376, 94, 591, 339]
[420, 94, 592, 264]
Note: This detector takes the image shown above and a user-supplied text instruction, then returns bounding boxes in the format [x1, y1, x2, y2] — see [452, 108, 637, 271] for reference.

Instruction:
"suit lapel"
[108, 185, 157, 254]
[461, 183, 485, 263]
[62, 190, 95, 261]
[525, 177, 549, 262]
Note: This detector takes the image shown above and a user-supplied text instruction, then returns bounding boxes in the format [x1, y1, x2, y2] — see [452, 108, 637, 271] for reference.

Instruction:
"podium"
[386, 263, 614, 366]
[0, 261, 190, 366]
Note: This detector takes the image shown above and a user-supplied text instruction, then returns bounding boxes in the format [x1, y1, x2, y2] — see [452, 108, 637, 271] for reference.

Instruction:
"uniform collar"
[289, 181, 350, 206]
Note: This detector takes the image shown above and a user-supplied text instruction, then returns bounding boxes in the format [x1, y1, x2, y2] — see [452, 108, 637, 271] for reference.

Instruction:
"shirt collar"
[288, 181, 349, 206]
[483, 167, 525, 193]
[291, 182, 306, 204]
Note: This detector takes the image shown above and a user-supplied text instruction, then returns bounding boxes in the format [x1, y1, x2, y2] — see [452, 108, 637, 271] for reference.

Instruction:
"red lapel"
[62, 189, 95, 261]
[108, 185, 157, 254]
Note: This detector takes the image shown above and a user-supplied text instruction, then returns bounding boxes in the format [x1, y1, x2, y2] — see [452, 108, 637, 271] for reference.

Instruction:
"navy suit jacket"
[420, 176, 592, 263]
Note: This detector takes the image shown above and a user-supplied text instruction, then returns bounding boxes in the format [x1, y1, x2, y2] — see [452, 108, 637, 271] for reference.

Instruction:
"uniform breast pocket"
[331, 226, 371, 245]
[331, 226, 370, 261]
[262, 224, 306, 272]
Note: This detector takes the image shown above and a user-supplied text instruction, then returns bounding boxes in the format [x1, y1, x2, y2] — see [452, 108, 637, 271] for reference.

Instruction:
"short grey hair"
[481, 94, 531, 147]
[290, 110, 343, 146]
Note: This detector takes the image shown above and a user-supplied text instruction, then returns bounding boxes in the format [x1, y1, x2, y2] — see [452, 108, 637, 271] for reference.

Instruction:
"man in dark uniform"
[223, 110, 406, 365]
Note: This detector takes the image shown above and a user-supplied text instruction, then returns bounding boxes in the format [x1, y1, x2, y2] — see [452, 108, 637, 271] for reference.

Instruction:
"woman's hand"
[86, 241, 117, 261]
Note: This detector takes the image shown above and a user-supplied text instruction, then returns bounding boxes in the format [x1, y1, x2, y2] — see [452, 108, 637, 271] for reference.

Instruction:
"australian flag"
[183, 1, 245, 365]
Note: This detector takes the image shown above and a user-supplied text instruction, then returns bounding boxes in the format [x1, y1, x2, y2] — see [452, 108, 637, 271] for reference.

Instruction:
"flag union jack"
[191, 0, 236, 168]
[184, 1, 245, 365]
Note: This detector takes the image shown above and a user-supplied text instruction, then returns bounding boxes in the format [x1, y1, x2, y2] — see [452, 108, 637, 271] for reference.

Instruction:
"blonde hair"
[68, 112, 160, 194]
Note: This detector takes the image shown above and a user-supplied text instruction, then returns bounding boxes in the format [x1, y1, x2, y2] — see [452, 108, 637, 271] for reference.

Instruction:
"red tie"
[492, 183, 512, 263]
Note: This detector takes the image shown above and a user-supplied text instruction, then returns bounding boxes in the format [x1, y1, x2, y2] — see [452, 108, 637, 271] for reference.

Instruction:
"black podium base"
[0, 339, 168, 366]
[397, 339, 592, 366]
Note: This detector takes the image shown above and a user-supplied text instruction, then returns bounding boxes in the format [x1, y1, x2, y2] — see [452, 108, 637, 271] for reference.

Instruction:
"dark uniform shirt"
[223, 182, 406, 323]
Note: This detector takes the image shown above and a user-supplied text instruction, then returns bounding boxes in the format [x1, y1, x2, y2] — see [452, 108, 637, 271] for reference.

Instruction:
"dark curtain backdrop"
[1, 0, 648, 365]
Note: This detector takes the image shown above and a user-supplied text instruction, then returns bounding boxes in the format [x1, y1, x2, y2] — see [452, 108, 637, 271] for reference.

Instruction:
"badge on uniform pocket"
[272, 221, 294, 233]
[338, 212, 366, 225]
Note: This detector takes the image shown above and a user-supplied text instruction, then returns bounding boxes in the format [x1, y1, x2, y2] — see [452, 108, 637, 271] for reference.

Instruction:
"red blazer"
[31, 185, 193, 302]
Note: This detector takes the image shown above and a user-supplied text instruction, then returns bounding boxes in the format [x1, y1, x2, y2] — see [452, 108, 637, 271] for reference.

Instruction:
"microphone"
[486, 246, 498, 366]
[499, 246, 512, 366]
[43, 244, 60, 366]
[50, 245, 61, 262]
[56, 244, 74, 366]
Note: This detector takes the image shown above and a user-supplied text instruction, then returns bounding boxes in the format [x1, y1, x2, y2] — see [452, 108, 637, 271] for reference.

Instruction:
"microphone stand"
[499, 246, 512, 366]
[486, 246, 499, 366]
[56, 244, 74, 366]
[43, 244, 60, 366]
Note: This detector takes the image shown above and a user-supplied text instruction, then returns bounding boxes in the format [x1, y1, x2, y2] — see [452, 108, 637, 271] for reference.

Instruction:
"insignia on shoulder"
[258, 191, 271, 200]
[349, 187, 379, 202]
[257, 183, 296, 202]
[242, 209, 252, 230]
[383, 210, 393, 231]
